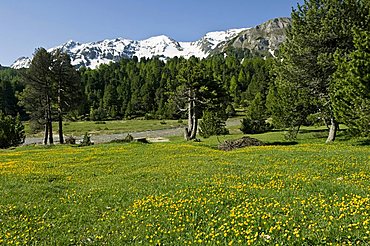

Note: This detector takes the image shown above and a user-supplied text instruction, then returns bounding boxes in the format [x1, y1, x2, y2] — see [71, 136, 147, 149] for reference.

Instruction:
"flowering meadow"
[0, 139, 369, 245]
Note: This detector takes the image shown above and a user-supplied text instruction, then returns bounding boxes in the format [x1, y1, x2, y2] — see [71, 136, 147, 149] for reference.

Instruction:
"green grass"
[24, 119, 187, 137]
[0, 129, 369, 245]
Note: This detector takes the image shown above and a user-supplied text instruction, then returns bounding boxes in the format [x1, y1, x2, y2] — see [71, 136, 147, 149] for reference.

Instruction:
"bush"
[65, 136, 76, 144]
[0, 112, 25, 148]
[240, 118, 272, 134]
[226, 104, 236, 117]
[144, 113, 156, 120]
[79, 132, 93, 147]
[94, 121, 106, 125]
[199, 111, 229, 138]
[109, 134, 134, 143]
[89, 107, 107, 121]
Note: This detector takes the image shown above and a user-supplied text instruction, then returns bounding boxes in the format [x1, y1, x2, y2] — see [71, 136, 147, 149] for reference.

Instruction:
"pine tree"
[0, 112, 25, 148]
[274, 0, 369, 142]
[332, 29, 370, 136]
[199, 111, 229, 138]
[177, 57, 228, 140]
[241, 92, 272, 134]
[21, 48, 54, 144]
[51, 49, 83, 143]
[21, 48, 81, 144]
[103, 83, 118, 118]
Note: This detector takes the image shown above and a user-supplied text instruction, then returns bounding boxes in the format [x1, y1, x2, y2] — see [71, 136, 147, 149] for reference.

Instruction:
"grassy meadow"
[24, 119, 187, 137]
[0, 127, 369, 245]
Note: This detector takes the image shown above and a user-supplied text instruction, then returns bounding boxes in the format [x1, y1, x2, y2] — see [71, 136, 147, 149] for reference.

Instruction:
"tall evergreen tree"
[176, 57, 228, 140]
[51, 49, 83, 143]
[274, 0, 369, 142]
[332, 29, 370, 136]
[21, 48, 54, 144]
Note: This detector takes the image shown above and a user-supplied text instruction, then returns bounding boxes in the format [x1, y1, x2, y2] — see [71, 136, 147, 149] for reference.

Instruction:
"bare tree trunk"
[184, 128, 190, 140]
[58, 114, 64, 144]
[47, 95, 54, 144]
[185, 98, 199, 140]
[48, 119, 54, 144]
[189, 100, 198, 140]
[189, 116, 198, 139]
[184, 105, 192, 140]
[185, 90, 193, 140]
[57, 77, 65, 144]
[44, 120, 48, 145]
[58, 92, 64, 144]
[326, 117, 338, 143]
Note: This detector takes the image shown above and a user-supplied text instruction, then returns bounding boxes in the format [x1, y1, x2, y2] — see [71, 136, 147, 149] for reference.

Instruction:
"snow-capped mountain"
[11, 18, 290, 69]
[11, 57, 32, 69]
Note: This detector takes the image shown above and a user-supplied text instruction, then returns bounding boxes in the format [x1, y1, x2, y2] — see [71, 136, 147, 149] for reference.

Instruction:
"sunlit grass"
[0, 128, 369, 244]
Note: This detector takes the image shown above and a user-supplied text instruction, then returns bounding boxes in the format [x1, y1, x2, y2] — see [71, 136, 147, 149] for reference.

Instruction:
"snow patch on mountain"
[11, 17, 292, 70]
[11, 57, 32, 70]
[11, 27, 247, 69]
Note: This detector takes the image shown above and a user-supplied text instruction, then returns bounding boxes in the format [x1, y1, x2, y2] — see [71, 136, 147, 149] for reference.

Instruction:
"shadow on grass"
[353, 139, 370, 146]
[266, 141, 298, 146]
[299, 128, 328, 133]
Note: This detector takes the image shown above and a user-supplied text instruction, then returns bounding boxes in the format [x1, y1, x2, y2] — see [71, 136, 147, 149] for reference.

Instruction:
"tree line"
[78, 55, 271, 121]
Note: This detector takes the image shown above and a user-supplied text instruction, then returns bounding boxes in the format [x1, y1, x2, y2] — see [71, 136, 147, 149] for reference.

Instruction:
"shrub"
[240, 118, 272, 134]
[94, 121, 106, 125]
[0, 112, 25, 148]
[199, 111, 229, 138]
[89, 107, 107, 121]
[109, 134, 134, 143]
[226, 104, 236, 117]
[284, 127, 300, 140]
[240, 92, 273, 134]
[65, 136, 76, 144]
[79, 132, 93, 147]
[144, 113, 155, 120]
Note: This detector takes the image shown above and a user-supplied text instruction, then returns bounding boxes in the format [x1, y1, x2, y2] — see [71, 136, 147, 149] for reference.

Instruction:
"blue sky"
[0, 0, 302, 66]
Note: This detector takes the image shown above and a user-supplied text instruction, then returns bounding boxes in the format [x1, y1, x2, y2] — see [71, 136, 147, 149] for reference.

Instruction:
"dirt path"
[23, 118, 241, 145]
[24, 127, 185, 145]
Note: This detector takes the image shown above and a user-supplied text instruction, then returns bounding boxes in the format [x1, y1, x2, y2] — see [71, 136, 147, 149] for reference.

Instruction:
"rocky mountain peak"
[11, 17, 291, 69]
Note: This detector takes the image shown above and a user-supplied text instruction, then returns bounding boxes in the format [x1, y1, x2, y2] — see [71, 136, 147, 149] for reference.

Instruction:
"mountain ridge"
[11, 17, 291, 69]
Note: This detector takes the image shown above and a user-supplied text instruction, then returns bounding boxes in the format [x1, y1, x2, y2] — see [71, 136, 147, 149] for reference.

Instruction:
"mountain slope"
[11, 17, 290, 69]
[225, 17, 291, 57]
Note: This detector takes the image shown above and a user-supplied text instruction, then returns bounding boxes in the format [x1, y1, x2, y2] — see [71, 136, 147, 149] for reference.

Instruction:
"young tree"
[199, 110, 229, 138]
[274, 0, 369, 142]
[0, 79, 18, 116]
[240, 92, 272, 134]
[0, 112, 25, 148]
